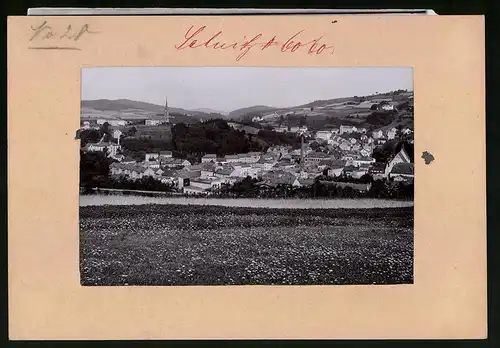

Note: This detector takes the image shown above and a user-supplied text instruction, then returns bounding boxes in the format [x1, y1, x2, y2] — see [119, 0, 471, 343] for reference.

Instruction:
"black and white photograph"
[79, 67, 414, 286]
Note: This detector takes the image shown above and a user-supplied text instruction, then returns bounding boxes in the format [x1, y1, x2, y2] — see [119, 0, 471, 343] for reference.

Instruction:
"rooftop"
[391, 163, 415, 175]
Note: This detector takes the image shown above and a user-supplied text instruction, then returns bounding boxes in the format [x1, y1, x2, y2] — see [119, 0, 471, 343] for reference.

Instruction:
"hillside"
[81, 99, 225, 122]
[191, 108, 229, 116]
[228, 105, 279, 120]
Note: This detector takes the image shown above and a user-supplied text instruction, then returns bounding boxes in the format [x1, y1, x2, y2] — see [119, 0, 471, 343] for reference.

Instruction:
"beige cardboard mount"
[7, 15, 486, 340]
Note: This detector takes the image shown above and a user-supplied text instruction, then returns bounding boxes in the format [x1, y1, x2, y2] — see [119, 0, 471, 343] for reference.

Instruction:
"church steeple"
[164, 96, 170, 124]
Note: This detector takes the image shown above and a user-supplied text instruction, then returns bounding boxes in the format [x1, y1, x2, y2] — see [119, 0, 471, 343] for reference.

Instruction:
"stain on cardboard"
[421, 151, 435, 165]
[74, 129, 81, 140]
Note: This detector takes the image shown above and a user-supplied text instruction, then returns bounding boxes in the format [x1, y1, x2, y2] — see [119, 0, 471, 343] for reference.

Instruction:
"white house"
[145, 153, 160, 162]
[159, 151, 173, 159]
[97, 119, 127, 127]
[113, 129, 123, 139]
[372, 130, 384, 139]
[244, 152, 262, 163]
[252, 116, 263, 122]
[189, 178, 223, 191]
[315, 131, 332, 142]
[201, 154, 217, 163]
[145, 119, 163, 126]
[340, 125, 356, 134]
[85, 142, 121, 157]
[274, 126, 288, 133]
[353, 157, 376, 167]
[387, 127, 398, 140]
[183, 186, 209, 195]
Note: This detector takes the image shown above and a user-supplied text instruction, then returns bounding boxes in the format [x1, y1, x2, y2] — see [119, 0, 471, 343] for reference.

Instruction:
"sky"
[81, 67, 413, 113]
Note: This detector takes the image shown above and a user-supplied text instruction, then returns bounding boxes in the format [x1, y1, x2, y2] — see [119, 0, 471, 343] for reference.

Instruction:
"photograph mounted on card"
[8, 15, 486, 340]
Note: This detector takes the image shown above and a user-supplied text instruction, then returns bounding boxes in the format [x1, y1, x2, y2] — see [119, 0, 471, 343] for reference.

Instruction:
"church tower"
[164, 96, 170, 124]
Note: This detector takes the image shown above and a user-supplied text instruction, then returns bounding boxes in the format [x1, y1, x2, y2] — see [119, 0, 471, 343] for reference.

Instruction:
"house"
[372, 130, 384, 139]
[368, 162, 387, 179]
[230, 163, 261, 178]
[340, 125, 356, 134]
[144, 160, 160, 169]
[121, 156, 136, 164]
[339, 142, 351, 151]
[159, 151, 173, 159]
[327, 160, 347, 177]
[214, 167, 235, 180]
[387, 127, 398, 140]
[160, 170, 179, 184]
[97, 119, 127, 127]
[343, 165, 357, 177]
[331, 128, 340, 135]
[252, 116, 263, 122]
[81, 121, 91, 130]
[183, 186, 209, 195]
[176, 170, 202, 189]
[378, 101, 398, 112]
[112, 129, 123, 140]
[274, 126, 288, 133]
[145, 153, 160, 162]
[84, 142, 121, 157]
[389, 163, 415, 181]
[238, 152, 261, 164]
[202, 154, 217, 163]
[187, 178, 223, 193]
[315, 130, 332, 142]
[225, 155, 240, 163]
[305, 152, 331, 164]
[341, 154, 355, 166]
[84, 143, 106, 152]
[112, 154, 125, 162]
[402, 128, 413, 135]
[385, 147, 412, 176]
[260, 171, 298, 187]
[161, 158, 191, 168]
[145, 119, 163, 126]
[358, 128, 367, 134]
[360, 148, 371, 158]
[353, 157, 376, 167]
[200, 163, 217, 179]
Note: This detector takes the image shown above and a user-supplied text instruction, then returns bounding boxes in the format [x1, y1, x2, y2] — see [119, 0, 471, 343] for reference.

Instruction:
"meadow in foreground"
[80, 204, 413, 285]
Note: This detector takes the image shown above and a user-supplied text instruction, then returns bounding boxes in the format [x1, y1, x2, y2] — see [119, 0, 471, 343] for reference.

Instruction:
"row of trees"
[208, 176, 413, 200]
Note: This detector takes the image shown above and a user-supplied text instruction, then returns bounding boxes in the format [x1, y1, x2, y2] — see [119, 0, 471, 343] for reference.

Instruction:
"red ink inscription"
[175, 25, 335, 61]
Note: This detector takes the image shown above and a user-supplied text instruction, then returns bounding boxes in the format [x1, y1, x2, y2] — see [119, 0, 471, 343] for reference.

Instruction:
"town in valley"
[79, 89, 414, 199]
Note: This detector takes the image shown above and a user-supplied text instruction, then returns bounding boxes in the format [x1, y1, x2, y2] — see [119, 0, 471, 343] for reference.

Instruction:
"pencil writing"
[29, 21, 98, 50]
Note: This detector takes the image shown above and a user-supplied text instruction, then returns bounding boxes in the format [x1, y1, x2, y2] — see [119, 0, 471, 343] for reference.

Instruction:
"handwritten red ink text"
[175, 25, 335, 61]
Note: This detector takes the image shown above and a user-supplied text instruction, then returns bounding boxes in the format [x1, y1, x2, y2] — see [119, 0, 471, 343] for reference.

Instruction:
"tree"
[100, 122, 111, 136]
[299, 116, 307, 126]
[127, 126, 137, 136]
[79, 129, 101, 146]
[79, 150, 114, 188]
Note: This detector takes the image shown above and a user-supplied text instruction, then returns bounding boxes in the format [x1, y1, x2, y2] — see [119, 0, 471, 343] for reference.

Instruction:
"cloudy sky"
[81, 67, 413, 113]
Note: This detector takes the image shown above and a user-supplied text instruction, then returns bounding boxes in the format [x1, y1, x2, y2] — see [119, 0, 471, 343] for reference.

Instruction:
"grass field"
[80, 204, 413, 286]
